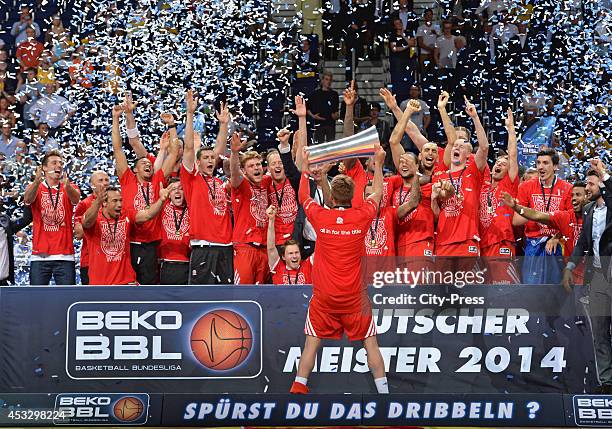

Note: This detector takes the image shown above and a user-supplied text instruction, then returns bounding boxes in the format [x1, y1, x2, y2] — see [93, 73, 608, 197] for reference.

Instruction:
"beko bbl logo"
[66, 301, 261, 379]
[54, 393, 148, 425]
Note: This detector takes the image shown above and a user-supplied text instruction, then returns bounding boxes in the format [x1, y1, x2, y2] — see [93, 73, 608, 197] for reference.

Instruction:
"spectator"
[307, 71, 339, 144]
[68, 50, 94, 89]
[522, 83, 547, 118]
[340, 81, 370, 128]
[434, 21, 458, 69]
[299, 0, 323, 43]
[16, 68, 43, 129]
[15, 27, 44, 72]
[0, 97, 17, 128]
[29, 122, 59, 155]
[294, 38, 319, 76]
[360, 103, 392, 170]
[491, 12, 519, 45]
[0, 123, 21, 158]
[0, 202, 32, 285]
[392, 0, 419, 34]
[28, 83, 77, 131]
[37, 54, 57, 85]
[399, 85, 431, 137]
[10, 7, 41, 46]
[389, 17, 417, 104]
[321, 0, 344, 60]
[416, 8, 440, 75]
[45, 15, 67, 45]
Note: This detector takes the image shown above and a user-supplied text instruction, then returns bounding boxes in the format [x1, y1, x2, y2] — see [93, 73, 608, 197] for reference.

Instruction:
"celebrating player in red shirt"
[478, 108, 520, 283]
[266, 205, 313, 285]
[513, 147, 573, 284]
[432, 96, 489, 259]
[266, 150, 298, 244]
[112, 105, 178, 284]
[230, 133, 269, 284]
[290, 145, 388, 395]
[159, 178, 190, 284]
[23, 150, 81, 285]
[504, 180, 589, 284]
[181, 89, 233, 284]
[74, 171, 110, 285]
[81, 184, 172, 285]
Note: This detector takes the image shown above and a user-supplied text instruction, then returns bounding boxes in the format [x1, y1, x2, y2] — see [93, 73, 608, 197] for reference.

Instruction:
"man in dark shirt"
[307, 71, 339, 144]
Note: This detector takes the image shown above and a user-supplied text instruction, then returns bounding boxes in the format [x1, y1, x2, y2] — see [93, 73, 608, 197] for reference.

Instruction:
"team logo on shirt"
[394, 187, 417, 222]
[206, 177, 228, 216]
[478, 183, 497, 228]
[161, 204, 190, 240]
[531, 193, 563, 236]
[270, 183, 298, 225]
[249, 187, 268, 228]
[336, 217, 344, 225]
[40, 189, 66, 232]
[365, 216, 388, 256]
[100, 218, 128, 262]
[572, 223, 582, 247]
[282, 271, 307, 285]
[133, 183, 155, 211]
[441, 192, 463, 217]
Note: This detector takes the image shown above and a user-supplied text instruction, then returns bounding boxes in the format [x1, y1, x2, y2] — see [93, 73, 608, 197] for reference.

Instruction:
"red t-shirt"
[75, 194, 96, 267]
[271, 256, 313, 285]
[158, 201, 190, 262]
[119, 168, 166, 243]
[548, 210, 583, 256]
[30, 181, 78, 256]
[304, 196, 377, 313]
[351, 163, 394, 208]
[393, 182, 435, 247]
[268, 178, 298, 244]
[517, 177, 573, 238]
[432, 160, 483, 246]
[180, 165, 232, 244]
[479, 173, 519, 248]
[84, 209, 137, 285]
[365, 206, 398, 256]
[433, 146, 447, 173]
[231, 177, 269, 245]
[16, 40, 44, 70]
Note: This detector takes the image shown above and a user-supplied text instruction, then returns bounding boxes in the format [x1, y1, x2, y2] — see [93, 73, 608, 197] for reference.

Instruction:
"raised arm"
[465, 96, 489, 172]
[61, 173, 81, 205]
[438, 91, 454, 167]
[502, 191, 552, 225]
[343, 80, 356, 138]
[397, 175, 421, 218]
[111, 105, 129, 177]
[183, 89, 197, 170]
[290, 95, 308, 172]
[229, 132, 243, 188]
[505, 107, 518, 181]
[214, 101, 230, 160]
[135, 183, 171, 224]
[390, 100, 419, 169]
[379, 88, 403, 122]
[123, 92, 149, 159]
[366, 145, 385, 204]
[161, 137, 180, 178]
[82, 188, 104, 230]
[23, 166, 44, 205]
[153, 132, 170, 172]
[266, 205, 280, 269]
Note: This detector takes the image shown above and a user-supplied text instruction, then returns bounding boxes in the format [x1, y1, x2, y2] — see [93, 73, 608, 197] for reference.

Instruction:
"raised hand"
[464, 96, 477, 118]
[289, 95, 307, 118]
[160, 112, 175, 126]
[159, 183, 172, 202]
[124, 91, 138, 113]
[302, 147, 311, 167]
[61, 170, 69, 186]
[34, 166, 43, 184]
[437, 91, 449, 110]
[374, 144, 386, 166]
[216, 101, 230, 124]
[230, 132, 242, 153]
[379, 88, 397, 109]
[589, 158, 607, 177]
[112, 104, 124, 120]
[186, 89, 198, 114]
[406, 99, 421, 114]
[504, 107, 514, 129]
[266, 205, 277, 220]
[93, 184, 107, 204]
[277, 128, 291, 146]
[344, 80, 357, 107]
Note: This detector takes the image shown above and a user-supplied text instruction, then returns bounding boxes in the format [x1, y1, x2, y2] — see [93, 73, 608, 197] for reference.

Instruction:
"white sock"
[375, 377, 389, 394]
[295, 376, 308, 386]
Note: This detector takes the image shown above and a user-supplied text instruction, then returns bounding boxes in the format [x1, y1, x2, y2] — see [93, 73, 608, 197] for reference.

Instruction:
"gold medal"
[488, 205, 495, 215]
[175, 229, 180, 235]
[371, 239, 377, 247]
[145, 205, 150, 210]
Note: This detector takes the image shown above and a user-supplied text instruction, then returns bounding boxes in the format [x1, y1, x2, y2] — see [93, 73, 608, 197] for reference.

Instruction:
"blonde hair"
[240, 150, 262, 168]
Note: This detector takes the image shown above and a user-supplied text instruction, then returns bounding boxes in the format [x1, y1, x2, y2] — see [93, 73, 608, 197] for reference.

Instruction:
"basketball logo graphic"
[161, 204, 190, 239]
[478, 183, 495, 228]
[441, 192, 462, 217]
[133, 184, 154, 211]
[40, 189, 66, 231]
[532, 193, 562, 236]
[365, 216, 388, 255]
[394, 188, 417, 221]
[270, 183, 298, 224]
[190, 309, 253, 371]
[113, 396, 145, 422]
[249, 187, 268, 228]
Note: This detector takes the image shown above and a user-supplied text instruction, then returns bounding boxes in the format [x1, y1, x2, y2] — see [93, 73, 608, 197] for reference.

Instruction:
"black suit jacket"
[0, 206, 33, 284]
[569, 176, 612, 284]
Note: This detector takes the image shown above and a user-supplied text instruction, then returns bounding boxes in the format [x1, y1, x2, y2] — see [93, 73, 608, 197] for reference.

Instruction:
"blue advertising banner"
[517, 116, 556, 168]
[0, 285, 597, 395]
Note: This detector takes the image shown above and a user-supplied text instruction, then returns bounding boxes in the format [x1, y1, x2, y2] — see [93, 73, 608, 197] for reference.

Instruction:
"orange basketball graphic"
[190, 309, 253, 370]
[113, 396, 144, 422]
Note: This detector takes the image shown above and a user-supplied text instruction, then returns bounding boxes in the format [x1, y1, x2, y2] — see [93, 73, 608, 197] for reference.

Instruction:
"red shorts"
[435, 239, 480, 275]
[480, 241, 519, 284]
[233, 244, 269, 285]
[436, 239, 480, 257]
[305, 304, 376, 341]
[397, 239, 434, 257]
[397, 239, 435, 284]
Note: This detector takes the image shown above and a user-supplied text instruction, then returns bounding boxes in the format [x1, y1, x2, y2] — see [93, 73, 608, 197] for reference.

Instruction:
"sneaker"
[290, 381, 309, 394]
